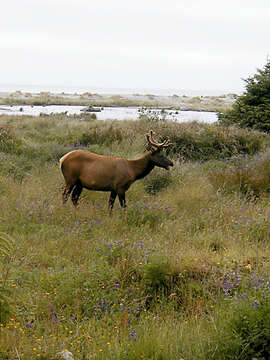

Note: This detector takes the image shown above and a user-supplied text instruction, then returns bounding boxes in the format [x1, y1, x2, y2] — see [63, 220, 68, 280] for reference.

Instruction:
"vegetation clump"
[0, 126, 22, 154]
[209, 150, 270, 197]
[154, 121, 266, 161]
[219, 59, 270, 132]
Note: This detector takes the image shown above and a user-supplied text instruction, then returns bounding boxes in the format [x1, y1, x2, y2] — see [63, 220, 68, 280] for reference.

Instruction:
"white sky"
[1, 0, 270, 94]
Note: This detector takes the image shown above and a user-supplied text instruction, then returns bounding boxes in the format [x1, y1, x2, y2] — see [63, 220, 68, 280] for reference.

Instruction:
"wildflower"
[129, 329, 137, 342]
[51, 311, 58, 323]
[90, 220, 95, 227]
[252, 301, 259, 308]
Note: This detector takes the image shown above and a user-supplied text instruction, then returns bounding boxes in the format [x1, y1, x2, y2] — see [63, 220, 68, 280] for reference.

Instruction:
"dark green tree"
[218, 59, 270, 132]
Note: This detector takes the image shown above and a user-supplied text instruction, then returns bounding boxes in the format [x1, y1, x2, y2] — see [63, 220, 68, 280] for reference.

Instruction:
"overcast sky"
[1, 0, 270, 95]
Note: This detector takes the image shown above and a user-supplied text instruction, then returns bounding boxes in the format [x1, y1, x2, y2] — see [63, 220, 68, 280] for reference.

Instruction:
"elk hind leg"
[71, 181, 83, 207]
[62, 184, 75, 204]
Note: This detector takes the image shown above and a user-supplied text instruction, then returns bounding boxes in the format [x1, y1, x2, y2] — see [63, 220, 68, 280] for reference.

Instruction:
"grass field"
[1, 113, 270, 359]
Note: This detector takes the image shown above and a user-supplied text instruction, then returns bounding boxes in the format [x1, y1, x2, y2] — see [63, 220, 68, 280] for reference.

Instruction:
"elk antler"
[146, 130, 172, 151]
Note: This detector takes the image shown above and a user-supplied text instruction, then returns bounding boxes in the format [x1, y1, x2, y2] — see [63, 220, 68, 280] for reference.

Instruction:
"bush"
[219, 60, 270, 132]
[208, 151, 270, 197]
[163, 124, 265, 161]
[57, 125, 123, 148]
[138, 107, 169, 122]
[143, 258, 172, 294]
[0, 126, 22, 154]
[211, 297, 270, 360]
[143, 169, 173, 194]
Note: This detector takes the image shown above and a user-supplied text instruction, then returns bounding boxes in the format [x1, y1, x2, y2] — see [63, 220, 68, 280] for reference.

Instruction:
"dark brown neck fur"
[128, 152, 155, 181]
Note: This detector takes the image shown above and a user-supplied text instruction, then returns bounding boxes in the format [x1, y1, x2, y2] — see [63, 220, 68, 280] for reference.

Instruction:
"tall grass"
[1, 114, 270, 358]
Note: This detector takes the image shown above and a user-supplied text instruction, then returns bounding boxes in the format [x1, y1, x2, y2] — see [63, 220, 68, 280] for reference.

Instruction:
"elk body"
[60, 130, 173, 209]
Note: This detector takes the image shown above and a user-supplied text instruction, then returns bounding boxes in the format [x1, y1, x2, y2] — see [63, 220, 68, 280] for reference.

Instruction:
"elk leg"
[62, 185, 74, 204]
[109, 191, 117, 210]
[118, 193, 126, 208]
[71, 181, 83, 207]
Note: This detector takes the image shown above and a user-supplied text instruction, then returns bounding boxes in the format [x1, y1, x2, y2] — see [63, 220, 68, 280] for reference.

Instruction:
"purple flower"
[90, 220, 95, 228]
[129, 329, 137, 342]
[51, 311, 58, 323]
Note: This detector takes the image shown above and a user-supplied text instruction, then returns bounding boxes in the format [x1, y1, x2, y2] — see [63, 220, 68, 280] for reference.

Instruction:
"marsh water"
[0, 105, 218, 123]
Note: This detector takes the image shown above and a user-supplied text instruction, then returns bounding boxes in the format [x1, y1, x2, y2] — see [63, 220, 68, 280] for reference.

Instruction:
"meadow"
[1, 112, 270, 359]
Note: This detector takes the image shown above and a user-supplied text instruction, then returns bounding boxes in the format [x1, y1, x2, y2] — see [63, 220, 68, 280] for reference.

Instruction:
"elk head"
[146, 130, 173, 170]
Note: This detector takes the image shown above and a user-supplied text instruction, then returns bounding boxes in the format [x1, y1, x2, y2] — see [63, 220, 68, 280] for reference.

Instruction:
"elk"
[59, 130, 173, 210]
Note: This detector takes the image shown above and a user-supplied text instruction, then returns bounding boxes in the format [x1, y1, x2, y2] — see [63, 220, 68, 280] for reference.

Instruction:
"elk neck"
[128, 151, 155, 181]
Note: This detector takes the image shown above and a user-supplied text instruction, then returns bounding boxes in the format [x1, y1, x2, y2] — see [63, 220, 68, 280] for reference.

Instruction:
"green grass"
[1, 114, 270, 359]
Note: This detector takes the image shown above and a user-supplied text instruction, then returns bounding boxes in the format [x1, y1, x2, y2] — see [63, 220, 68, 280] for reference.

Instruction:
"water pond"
[0, 105, 218, 123]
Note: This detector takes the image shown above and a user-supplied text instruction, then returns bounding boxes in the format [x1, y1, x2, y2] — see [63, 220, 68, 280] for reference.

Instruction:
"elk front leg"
[109, 191, 117, 210]
[118, 193, 126, 208]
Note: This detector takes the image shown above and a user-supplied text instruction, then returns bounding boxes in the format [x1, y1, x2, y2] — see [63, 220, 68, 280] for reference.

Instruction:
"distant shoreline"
[0, 83, 241, 97]
[0, 89, 236, 113]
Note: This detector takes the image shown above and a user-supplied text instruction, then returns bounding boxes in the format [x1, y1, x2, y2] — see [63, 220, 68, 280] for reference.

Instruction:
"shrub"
[138, 107, 169, 122]
[0, 126, 22, 154]
[61, 125, 123, 147]
[165, 125, 264, 161]
[211, 297, 270, 360]
[219, 59, 270, 132]
[208, 151, 270, 197]
[143, 258, 172, 294]
[143, 169, 173, 194]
